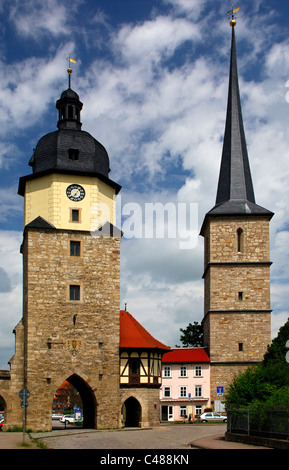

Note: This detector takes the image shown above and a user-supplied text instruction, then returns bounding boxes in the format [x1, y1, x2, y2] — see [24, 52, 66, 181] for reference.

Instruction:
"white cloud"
[112, 15, 201, 65]
[0, 44, 75, 136]
[162, 0, 207, 20]
[7, 0, 80, 39]
[0, 187, 23, 222]
[271, 311, 289, 340]
[0, 231, 22, 368]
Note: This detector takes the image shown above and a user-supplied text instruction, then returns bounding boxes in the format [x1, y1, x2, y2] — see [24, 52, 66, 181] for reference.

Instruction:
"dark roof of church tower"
[201, 23, 273, 233]
[18, 87, 121, 196]
[28, 87, 110, 176]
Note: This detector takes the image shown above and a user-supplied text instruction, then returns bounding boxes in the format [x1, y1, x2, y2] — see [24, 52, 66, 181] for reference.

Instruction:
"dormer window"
[68, 149, 79, 161]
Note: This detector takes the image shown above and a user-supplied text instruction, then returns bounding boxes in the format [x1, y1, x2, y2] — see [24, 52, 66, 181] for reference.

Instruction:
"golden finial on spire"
[66, 53, 76, 88]
[225, 5, 240, 27]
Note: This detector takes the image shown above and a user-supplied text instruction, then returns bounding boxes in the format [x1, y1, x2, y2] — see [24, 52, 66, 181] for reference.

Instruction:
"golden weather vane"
[225, 5, 240, 27]
[66, 53, 76, 88]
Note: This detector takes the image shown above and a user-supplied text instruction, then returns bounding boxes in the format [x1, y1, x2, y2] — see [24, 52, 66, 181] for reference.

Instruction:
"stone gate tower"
[200, 19, 273, 406]
[14, 84, 122, 431]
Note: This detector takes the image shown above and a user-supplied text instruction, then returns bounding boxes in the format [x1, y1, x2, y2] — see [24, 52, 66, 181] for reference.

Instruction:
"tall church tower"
[200, 18, 273, 406]
[16, 79, 122, 430]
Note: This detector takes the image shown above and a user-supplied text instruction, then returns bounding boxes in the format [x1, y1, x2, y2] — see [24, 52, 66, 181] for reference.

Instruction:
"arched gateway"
[66, 374, 96, 429]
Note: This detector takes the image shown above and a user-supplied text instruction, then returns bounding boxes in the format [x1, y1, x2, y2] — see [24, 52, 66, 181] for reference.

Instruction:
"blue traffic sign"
[74, 407, 83, 421]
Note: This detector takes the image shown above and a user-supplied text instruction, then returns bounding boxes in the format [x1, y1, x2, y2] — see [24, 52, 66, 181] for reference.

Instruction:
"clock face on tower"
[66, 184, 85, 202]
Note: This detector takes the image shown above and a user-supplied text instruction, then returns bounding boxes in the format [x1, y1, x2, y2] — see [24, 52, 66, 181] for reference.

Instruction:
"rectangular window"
[68, 105, 74, 119]
[71, 209, 80, 222]
[238, 291, 243, 301]
[70, 241, 80, 256]
[194, 366, 202, 377]
[129, 357, 140, 385]
[68, 148, 79, 160]
[238, 342, 243, 351]
[195, 406, 202, 416]
[163, 366, 171, 377]
[180, 406, 187, 417]
[129, 358, 139, 375]
[180, 366, 187, 377]
[69, 285, 80, 301]
[163, 387, 171, 398]
[195, 386, 202, 397]
[179, 386, 187, 397]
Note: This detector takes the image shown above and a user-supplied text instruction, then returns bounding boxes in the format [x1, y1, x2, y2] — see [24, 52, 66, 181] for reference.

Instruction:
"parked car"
[60, 414, 77, 424]
[52, 413, 63, 420]
[199, 412, 227, 422]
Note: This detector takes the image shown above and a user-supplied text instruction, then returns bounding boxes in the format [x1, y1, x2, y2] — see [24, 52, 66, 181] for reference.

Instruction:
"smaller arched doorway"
[122, 397, 141, 427]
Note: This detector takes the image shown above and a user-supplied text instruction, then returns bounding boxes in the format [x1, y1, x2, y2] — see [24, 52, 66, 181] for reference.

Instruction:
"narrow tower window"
[238, 342, 244, 352]
[70, 241, 80, 256]
[238, 291, 243, 301]
[68, 105, 74, 119]
[71, 209, 80, 222]
[237, 228, 244, 253]
[69, 285, 80, 301]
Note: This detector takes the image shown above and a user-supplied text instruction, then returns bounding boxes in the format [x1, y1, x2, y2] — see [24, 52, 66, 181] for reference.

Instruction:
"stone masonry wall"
[207, 217, 270, 263]
[203, 215, 272, 409]
[21, 227, 121, 431]
[120, 388, 161, 427]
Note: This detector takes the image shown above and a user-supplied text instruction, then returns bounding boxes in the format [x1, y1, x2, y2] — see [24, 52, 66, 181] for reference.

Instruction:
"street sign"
[216, 386, 224, 396]
[19, 388, 30, 444]
[74, 407, 83, 421]
[19, 388, 30, 400]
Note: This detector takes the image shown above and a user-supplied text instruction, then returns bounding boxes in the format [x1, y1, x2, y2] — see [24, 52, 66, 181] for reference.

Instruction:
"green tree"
[177, 320, 204, 347]
[263, 317, 289, 364]
[226, 318, 289, 407]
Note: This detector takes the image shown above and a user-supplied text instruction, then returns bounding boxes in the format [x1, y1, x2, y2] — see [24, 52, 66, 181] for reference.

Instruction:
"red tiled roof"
[162, 348, 210, 363]
[120, 310, 171, 351]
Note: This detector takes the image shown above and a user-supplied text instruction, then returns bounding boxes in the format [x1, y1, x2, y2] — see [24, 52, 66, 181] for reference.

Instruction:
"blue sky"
[1, 0, 289, 368]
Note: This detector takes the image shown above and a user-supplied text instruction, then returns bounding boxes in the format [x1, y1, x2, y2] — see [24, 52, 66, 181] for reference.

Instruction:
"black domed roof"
[60, 88, 80, 100]
[29, 129, 110, 176]
[29, 88, 110, 177]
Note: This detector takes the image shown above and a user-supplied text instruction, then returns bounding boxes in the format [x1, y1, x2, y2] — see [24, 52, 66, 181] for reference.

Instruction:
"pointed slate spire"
[216, 24, 255, 205]
[204, 21, 273, 221]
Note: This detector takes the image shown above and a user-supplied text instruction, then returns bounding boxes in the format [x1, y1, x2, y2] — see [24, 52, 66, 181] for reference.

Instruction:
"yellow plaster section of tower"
[24, 173, 116, 231]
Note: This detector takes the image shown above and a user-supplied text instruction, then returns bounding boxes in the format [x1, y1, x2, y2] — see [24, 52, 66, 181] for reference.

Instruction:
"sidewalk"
[0, 432, 39, 449]
[192, 433, 272, 449]
[0, 429, 272, 450]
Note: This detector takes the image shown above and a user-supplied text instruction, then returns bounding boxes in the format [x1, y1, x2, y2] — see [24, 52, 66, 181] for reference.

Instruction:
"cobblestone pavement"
[1, 424, 272, 450]
[29, 424, 264, 450]
[30, 424, 226, 449]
